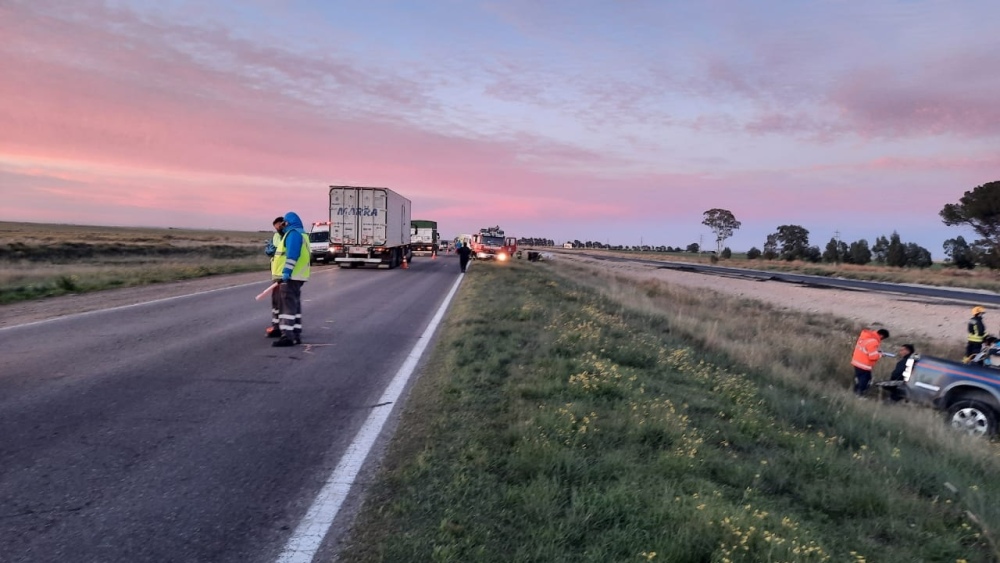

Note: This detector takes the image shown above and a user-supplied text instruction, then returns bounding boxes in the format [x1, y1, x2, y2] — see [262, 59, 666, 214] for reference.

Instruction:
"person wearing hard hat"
[967, 306, 988, 360]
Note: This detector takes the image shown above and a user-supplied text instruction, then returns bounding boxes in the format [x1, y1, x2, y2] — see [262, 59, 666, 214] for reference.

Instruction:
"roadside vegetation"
[340, 258, 1000, 562]
[0, 221, 269, 304]
[563, 248, 1000, 294]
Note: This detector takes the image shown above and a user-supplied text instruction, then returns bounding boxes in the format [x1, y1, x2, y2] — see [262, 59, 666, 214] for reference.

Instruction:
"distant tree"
[849, 239, 872, 265]
[702, 208, 742, 254]
[837, 240, 851, 263]
[872, 235, 890, 264]
[804, 246, 822, 263]
[905, 243, 933, 268]
[686, 242, 700, 253]
[762, 234, 779, 260]
[746, 247, 762, 260]
[941, 180, 1000, 268]
[772, 225, 810, 261]
[822, 237, 841, 263]
[944, 236, 975, 269]
[886, 232, 907, 267]
[721, 247, 732, 259]
[573, 239, 582, 249]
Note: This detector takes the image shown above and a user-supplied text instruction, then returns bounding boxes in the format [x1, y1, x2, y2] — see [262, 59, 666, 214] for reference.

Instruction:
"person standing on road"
[271, 212, 310, 347]
[967, 306, 987, 360]
[264, 216, 285, 338]
[852, 327, 890, 397]
[886, 343, 915, 402]
[456, 241, 472, 273]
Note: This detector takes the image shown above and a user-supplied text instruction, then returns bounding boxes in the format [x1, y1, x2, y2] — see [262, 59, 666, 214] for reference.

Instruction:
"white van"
[308, 221, 333, 264]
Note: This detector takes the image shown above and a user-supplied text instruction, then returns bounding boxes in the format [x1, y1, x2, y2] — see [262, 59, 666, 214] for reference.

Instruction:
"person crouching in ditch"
[886, 343, 915, 402]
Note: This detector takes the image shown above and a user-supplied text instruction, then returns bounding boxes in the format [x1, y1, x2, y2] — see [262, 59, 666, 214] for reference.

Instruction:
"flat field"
[0, 221, 270, 304]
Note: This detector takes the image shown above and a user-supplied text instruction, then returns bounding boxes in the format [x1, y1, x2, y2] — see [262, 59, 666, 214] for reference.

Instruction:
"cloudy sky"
[2, 0, 997, 254]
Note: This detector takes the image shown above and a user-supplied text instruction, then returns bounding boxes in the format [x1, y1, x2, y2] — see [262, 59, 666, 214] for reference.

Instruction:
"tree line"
[553, 180, 999, 269]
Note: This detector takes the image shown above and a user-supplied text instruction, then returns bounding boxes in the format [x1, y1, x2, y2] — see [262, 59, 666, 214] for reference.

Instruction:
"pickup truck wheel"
[947, 400, 997, 438]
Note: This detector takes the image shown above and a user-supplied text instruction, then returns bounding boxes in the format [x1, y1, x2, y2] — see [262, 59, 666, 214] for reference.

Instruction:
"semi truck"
[470, 226, 517, 261]
[327, 186, 412, 269]
[410, 220, 440, 256]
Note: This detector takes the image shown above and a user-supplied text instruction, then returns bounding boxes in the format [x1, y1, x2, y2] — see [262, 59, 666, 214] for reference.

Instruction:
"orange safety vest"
[851, 329, 883, 371]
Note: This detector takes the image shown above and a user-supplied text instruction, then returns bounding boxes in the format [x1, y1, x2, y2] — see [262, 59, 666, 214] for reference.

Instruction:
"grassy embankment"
[567, 248, 1000, 294]
[340, 258, 1000, 563]
[0, 221, 270, 304]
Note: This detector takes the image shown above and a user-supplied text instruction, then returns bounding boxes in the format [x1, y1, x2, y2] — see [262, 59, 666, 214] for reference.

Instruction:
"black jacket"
[890, 353, 912, 381]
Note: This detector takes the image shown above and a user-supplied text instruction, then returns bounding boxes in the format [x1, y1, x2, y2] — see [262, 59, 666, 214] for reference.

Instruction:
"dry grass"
[0, 221, 270, 303]
[567, 248, 1000, 293]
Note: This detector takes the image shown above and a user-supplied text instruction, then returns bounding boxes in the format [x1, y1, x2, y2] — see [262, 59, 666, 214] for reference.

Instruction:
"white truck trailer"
[328, 186, 412, 268]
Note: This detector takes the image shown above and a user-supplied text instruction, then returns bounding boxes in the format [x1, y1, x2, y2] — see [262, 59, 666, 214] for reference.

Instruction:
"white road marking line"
[274, 274, 464, 563]
[0, 282, 262, 331]
[1, 270, 341, 332]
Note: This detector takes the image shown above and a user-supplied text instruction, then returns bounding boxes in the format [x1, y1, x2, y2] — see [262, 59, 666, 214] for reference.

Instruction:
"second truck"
[470, 226, 517, 261]
[410, 220, 440, 256]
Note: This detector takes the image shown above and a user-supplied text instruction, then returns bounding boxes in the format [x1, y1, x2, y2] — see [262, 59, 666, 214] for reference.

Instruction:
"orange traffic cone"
[402, 255, 409, 269]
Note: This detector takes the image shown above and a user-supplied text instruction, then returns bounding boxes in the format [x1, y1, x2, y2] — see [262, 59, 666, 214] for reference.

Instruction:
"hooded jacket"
[271, 212, 310, 281]
[851, 329, 884, 371]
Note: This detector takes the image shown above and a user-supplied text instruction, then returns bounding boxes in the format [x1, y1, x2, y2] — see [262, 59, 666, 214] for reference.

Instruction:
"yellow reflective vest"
[271, 231, 311, 281]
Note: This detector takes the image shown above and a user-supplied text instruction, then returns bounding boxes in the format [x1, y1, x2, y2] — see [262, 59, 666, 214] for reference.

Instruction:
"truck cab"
[895, 354, 1000, 438]
[471, 226, 516, 261]
[308, 221, 333, 264]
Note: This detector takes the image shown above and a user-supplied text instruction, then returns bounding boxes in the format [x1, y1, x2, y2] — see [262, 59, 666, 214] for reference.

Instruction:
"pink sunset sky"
[2, 0, 998, 255]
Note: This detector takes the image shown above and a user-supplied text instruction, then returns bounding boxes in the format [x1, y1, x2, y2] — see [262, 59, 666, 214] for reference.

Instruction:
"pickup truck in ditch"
[892, 354, 1000, 438]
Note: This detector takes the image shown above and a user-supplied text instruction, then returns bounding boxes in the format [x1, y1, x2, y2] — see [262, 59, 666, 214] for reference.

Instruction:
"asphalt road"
[0, 254, 462, 563]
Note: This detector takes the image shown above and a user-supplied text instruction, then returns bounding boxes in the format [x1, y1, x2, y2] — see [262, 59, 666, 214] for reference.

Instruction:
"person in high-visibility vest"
[264, 216, 285, 338]
[851, 327, 889, 397]
[967, 306, 987, 360]
[271, 212, 311, 347]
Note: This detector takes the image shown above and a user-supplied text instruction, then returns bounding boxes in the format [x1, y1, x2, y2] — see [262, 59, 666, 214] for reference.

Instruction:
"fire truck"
[470, 226, 517, 261]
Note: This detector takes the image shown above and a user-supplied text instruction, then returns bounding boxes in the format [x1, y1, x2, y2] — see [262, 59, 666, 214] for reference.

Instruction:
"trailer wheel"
[946, 400, 998, 438]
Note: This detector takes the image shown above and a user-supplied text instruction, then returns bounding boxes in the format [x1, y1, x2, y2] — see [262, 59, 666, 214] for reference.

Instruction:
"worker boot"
[272, 336, 298, 347]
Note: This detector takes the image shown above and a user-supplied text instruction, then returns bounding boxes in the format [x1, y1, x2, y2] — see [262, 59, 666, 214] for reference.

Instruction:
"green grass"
[339, 259, 1000, 563]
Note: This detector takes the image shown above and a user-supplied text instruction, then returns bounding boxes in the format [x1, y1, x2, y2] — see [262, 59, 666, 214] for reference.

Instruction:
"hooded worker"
[967, 306, 987, 359]
[271, 212, 310, 347]
[851, 327, 889, 396]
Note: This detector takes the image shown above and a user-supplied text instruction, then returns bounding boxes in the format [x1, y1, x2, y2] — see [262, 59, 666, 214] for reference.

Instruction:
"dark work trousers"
[270, 279, 282, 330]
[459, 255, 470, 273]
[967, 341, 983, 358]
[278, 280, 305, 339]
[853, 366, 872, 396]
